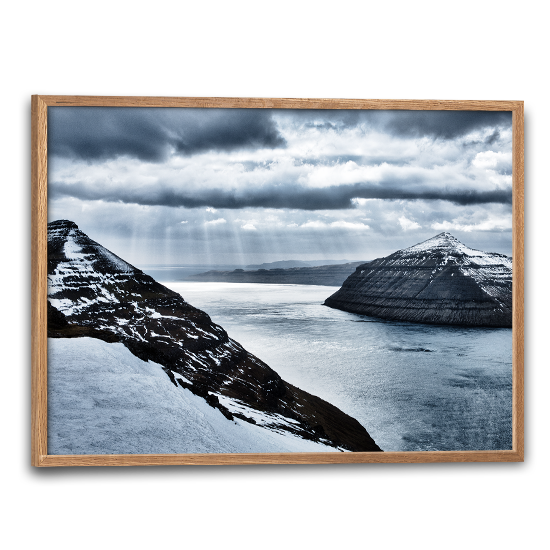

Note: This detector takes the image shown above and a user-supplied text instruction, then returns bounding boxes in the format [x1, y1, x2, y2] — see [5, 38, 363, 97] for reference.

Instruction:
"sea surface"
[163, 282, 513, 452]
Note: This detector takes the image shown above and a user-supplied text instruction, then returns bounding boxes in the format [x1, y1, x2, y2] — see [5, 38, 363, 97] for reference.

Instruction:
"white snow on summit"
[373, 232, 513, 308]
[49, 224, 135, 274]
[48, 226, 139, 315]
[400, 232, 511, 265]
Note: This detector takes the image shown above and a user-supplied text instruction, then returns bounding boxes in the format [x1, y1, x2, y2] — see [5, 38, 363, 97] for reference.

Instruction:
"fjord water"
[164, 282, 513, 452]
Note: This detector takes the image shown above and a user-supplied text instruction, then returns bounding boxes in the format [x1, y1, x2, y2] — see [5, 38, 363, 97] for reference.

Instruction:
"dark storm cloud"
[285, 109, 512, 140]
[49, 108, 512, 164]
[51, 180, 512, 210]
[171, 110, 286, 155]
[485, 129, 501, 145]
[48, 107, 285, 162]
[48, 108, 167, 161]
[379, 111, 512, 139]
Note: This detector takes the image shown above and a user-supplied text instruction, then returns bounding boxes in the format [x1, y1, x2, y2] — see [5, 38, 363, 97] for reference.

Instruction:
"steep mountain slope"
[324, 232, 512, 327]
[188, 261, 367, 287]
[48, 337, 349, 454]
[48, 220, 381, 452]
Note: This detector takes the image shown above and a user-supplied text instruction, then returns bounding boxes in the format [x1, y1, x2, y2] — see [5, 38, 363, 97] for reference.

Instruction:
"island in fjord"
[324, 232, 512, 327]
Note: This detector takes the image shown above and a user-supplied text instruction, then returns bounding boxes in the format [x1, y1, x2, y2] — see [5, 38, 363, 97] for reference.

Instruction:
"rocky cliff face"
[324, 232, 512, 327]
[48, 220, 381, 452]
[188, 261, 367, 287]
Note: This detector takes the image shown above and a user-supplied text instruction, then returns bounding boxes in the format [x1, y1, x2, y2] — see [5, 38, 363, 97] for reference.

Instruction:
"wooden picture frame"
[32, 96, 524, 466]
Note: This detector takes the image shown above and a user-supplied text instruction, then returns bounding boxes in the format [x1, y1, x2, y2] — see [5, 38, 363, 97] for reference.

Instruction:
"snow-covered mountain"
[324, 232, 512, 327]
[47, 220, 381, 453]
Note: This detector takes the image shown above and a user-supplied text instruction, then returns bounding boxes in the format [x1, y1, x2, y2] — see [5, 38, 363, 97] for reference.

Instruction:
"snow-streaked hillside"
[47, 220, 381, 452]
[48, 337, 341, 455]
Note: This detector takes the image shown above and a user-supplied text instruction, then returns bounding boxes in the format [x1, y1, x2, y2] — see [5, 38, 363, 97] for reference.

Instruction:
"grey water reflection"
[166, 282, 513, 452]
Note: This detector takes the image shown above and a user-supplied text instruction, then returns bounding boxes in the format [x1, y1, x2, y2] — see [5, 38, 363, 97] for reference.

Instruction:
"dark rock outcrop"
[47, 220, 381, 452]
[188, 261, 368, 287]
[324, 232, 512, 327]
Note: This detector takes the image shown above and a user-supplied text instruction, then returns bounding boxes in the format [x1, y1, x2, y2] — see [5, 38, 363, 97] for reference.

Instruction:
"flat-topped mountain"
[47, 220, 381, 452]
[324, 232, 512, 327]
[188, 261, 368, 287]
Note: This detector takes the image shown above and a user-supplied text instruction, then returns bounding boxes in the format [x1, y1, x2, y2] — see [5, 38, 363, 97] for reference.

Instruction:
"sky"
[47, 107, 513, 266]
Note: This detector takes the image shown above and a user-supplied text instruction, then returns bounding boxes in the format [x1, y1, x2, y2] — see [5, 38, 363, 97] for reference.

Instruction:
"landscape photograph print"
[40, 99, 520, 461]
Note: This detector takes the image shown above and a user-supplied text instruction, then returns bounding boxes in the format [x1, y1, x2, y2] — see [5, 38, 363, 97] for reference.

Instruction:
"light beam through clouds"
[48, 108, 513, 265]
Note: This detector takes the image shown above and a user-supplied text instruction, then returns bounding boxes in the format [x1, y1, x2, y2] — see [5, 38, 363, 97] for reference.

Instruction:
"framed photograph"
[31, 96, 524, 466]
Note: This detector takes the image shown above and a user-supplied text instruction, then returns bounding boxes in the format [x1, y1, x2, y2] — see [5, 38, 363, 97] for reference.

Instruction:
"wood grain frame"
[31, 96, 524, 466]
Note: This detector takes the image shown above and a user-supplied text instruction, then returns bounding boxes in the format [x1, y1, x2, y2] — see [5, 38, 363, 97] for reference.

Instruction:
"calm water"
[164, 282, 513, 452]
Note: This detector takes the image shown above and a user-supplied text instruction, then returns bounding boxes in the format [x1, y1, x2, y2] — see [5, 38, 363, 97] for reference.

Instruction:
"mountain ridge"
[47, 219, 381, 452]
[187, 261, 369, 286]
[245, 259, 356, 269]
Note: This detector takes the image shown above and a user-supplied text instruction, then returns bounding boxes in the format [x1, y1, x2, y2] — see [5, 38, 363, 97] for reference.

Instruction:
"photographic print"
[32, 97, 524, 465]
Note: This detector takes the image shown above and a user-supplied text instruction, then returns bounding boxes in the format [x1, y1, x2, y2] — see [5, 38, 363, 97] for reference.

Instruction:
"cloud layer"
[51, 179, 512, 210]
[47, 107, 514, 262]
[48, 107, 285, 161]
